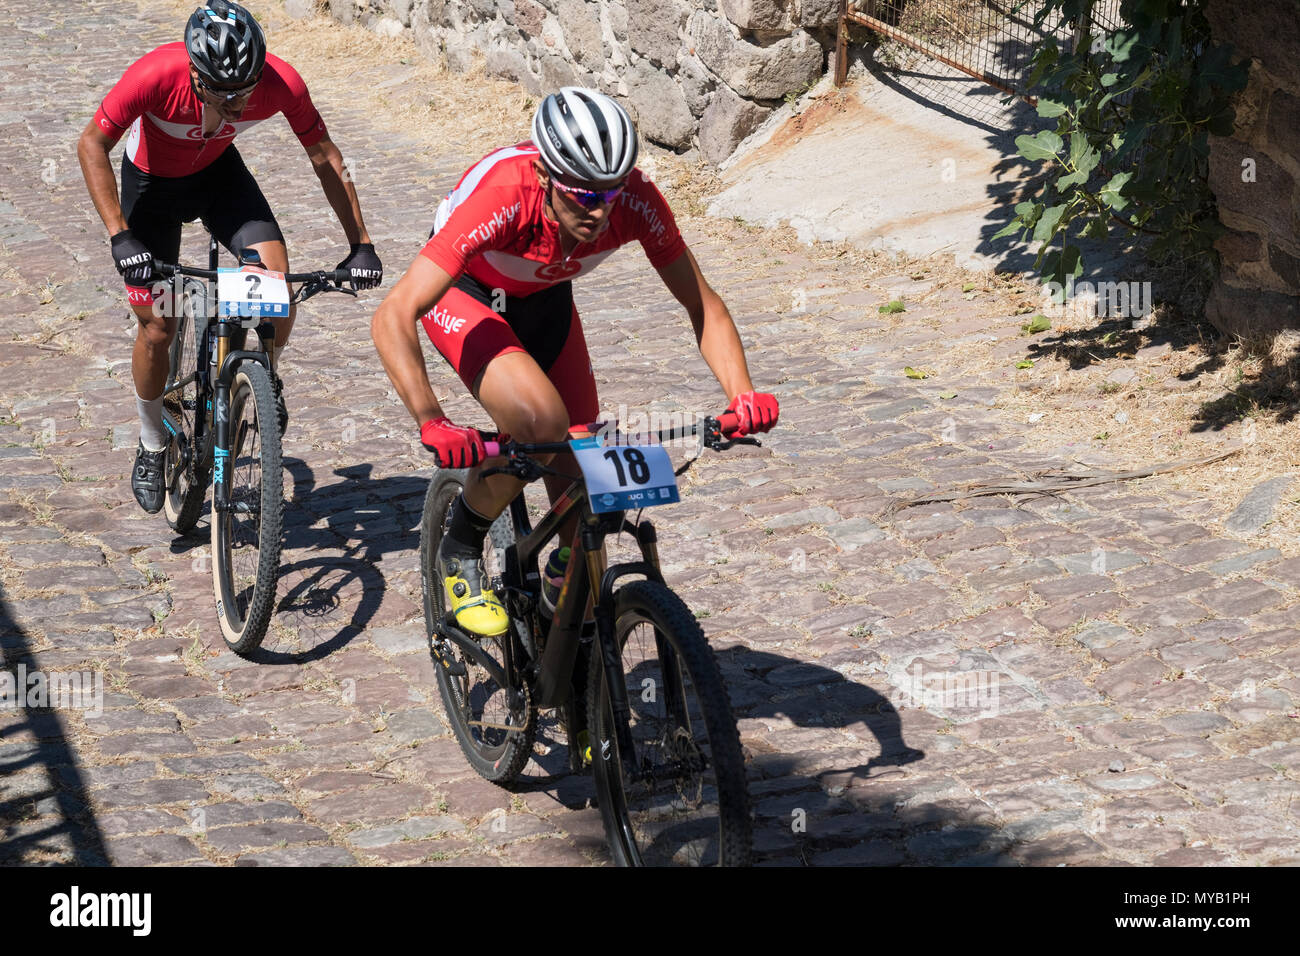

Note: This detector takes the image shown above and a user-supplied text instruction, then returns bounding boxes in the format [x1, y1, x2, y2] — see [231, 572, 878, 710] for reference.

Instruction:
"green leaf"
[1036, 98, 1070, 118]
[1015, 130, 1064, 163]
[1083, 217, 1109, 240]
[1016, 360, 1035, 369]
[1107, 30, 1141, 63]
[992, 218, 1024, 240]
[903, 367, 928, 379]
[879, 299, 906, 314]
[1100, 171, 1134, 210]
[1061, 244, 1083, 280]
[1069, 134, 1101, 179]
[1100, 72, 1119, 87]
[961, 282, 975, 293]
[1022, 315, 1052, 334]
[1033, 203, 1067, 242]
[938, 391, 957, 400]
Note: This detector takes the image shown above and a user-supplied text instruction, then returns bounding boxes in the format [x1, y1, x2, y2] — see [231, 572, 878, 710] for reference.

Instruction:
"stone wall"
[1204, 1, 1300, 337]
[316, 0, 837, 163]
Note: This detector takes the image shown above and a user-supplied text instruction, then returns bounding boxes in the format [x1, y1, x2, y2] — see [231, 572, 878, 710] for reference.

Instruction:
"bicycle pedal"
[430, 640, 467, 676]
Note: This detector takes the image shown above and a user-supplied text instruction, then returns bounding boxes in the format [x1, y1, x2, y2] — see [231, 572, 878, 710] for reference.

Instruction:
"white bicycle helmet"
[531, 87, 638, 185]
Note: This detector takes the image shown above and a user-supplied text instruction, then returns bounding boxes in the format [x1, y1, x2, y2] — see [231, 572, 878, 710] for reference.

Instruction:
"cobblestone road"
[3, 2, 1300, 866]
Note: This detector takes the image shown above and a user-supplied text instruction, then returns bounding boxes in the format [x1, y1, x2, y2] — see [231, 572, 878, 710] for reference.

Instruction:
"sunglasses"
[194, 73, 259, 103]
[551, 178, 626, 209]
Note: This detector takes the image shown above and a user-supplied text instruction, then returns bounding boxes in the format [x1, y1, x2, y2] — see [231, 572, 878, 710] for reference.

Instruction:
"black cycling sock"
[443, 493, 494, 557]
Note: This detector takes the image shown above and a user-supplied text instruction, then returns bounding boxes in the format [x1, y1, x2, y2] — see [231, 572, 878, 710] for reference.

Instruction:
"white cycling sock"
[136, 390, 167, 452]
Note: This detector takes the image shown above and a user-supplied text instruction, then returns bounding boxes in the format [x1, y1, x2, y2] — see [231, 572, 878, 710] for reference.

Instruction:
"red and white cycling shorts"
[419, 275, 598, 427]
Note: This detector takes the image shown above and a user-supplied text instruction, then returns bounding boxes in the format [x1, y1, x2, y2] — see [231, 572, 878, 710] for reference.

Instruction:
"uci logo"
[534, 260, 582, 280]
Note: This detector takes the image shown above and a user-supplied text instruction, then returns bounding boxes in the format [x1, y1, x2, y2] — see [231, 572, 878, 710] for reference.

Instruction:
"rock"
[678, 54, 715, 117]
[390, 0, 414, 26]
[800, 0, 841, 29]
[371, 17, 405, 38]
[627, 0, 688, 67]
[624, 62, 694, 149]
[690, 13, 824, 100]
[558, 0, 604, 70]
[1225, 475, 1295, 534]
[327, 0, 355, 26]
[1108, 759, 1125, 773]
[700, 82, 774, 163]
[539, 53, 580, 90]
[719, 0, 795, 33]
[514, 0, 548, 38]
[284, 0, 314, 19]
[485, 46, 532, 86]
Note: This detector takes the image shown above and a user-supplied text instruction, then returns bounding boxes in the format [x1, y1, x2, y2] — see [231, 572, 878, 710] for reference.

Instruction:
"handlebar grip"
[717, 410, 741, 436]
[483, 441, 501, 458]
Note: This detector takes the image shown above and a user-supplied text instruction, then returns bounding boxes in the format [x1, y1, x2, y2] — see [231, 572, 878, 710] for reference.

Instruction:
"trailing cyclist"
[370, 87, 779, 638]
[76, 0, 383, 515]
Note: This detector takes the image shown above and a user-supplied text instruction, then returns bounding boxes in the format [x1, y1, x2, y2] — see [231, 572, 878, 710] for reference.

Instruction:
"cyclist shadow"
[233, 458, 429, 664]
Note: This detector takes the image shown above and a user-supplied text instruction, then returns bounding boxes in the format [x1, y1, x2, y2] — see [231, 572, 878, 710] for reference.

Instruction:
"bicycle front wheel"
[420, 470, 536, 784]
[588, 580, 752, 866]
[162, 298, 208, 533]
[211, 360, 283, 654]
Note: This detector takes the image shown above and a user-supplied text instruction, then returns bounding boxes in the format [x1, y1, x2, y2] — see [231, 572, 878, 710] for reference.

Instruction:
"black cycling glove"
[336, 242, 383, 290]
[111, 230, 155, 285]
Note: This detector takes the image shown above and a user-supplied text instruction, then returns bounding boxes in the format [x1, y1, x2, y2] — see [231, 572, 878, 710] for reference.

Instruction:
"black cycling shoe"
[132, 441, 167, 514]
[271, 370, 288, 433]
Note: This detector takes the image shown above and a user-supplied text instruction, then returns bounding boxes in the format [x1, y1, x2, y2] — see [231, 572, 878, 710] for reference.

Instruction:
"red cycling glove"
[726, 391, 780, 437]
[420, 417, 487, 468]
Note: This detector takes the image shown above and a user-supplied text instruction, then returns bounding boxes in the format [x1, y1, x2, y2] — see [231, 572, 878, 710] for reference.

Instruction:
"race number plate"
[571, 442, 680, 514]
[217, 266, 290, 324]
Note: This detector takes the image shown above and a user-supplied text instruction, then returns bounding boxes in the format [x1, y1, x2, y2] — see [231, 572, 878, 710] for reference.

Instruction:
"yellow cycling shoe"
[439, 551, 509, 637]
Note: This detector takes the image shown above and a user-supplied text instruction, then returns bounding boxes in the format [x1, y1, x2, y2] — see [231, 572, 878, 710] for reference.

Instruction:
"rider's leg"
[128, 287, 177, 449]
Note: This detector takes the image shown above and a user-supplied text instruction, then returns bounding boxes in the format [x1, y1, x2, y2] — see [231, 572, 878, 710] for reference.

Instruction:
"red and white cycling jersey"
[419, 144, 687, 296]
[93, 42, 327, 177]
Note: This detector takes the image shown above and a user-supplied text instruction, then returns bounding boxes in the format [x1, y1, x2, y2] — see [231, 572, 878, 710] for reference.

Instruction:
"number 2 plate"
[571, 442, 680, 514]
[217, 266, 290, 324]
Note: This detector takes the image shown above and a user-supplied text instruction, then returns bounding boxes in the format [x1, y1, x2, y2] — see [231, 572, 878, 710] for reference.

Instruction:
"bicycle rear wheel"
[588, 580, 752, 866]
[211, 360, 283, 654]
[162, 292, 209, 533]
[420, 471, 536, 783]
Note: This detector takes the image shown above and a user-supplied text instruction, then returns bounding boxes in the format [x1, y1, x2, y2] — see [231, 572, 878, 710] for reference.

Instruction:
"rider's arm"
[371, 254, 457, 426]
[77, 120, 128, 237]
[656, 246, 756, 400]
[304, 133, 372, 246]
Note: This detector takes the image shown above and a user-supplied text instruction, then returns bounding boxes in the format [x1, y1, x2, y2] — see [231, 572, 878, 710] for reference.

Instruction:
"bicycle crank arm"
[438, 616, 511, 688]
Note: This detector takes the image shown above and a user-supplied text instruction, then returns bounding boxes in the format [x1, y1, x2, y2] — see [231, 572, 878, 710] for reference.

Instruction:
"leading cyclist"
[372, 88, 779, 637]
[77, 0, 383, 515]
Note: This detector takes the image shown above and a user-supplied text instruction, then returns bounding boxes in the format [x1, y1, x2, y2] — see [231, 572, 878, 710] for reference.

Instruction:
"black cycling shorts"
[120, 146, 285, 282]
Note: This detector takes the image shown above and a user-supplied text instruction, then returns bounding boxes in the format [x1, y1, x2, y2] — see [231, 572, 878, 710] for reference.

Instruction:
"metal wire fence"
[835, 0, 1126, 128]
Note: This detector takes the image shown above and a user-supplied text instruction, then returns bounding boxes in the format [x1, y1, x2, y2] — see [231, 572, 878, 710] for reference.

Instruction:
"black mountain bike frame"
[157, 235, 350, 515]
[434, 416, 754, 778]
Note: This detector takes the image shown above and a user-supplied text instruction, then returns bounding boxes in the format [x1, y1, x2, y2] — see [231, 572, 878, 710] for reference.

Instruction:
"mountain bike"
[420, 413, 757, 866]
[155, 233, 353, 654]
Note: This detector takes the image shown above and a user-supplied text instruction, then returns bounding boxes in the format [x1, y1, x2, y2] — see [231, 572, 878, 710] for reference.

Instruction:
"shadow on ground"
[0, 586, 108, 864]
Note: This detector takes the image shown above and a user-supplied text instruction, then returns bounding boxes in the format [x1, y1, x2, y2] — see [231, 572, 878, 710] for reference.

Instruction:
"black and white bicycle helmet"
[531, 87, 638, 185]
[185, 0, 267, 86]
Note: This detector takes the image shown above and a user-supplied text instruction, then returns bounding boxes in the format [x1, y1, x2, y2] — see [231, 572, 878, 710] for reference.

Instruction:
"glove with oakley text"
[111, 230, 155, 286]
[336, 242, 383, 290]
[726, 390, 780, 437]
[421, 417, 487, 469]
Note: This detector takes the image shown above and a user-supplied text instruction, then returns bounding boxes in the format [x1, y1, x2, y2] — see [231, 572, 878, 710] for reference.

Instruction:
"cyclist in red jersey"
[76, 1, 382, 515]
[371, 88, 779, 637]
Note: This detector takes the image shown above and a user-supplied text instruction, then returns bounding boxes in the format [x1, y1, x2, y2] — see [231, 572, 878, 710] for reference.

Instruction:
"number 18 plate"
[570, 442, 679, 514]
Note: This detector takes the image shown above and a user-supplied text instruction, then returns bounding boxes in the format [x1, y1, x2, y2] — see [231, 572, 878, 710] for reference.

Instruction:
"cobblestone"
[1, 0, 1297, 868]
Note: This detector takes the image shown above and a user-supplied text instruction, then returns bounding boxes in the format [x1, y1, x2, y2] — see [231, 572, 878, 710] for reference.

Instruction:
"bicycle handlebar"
[155, 263, 351, 285]
[480, 411, 746, 459]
